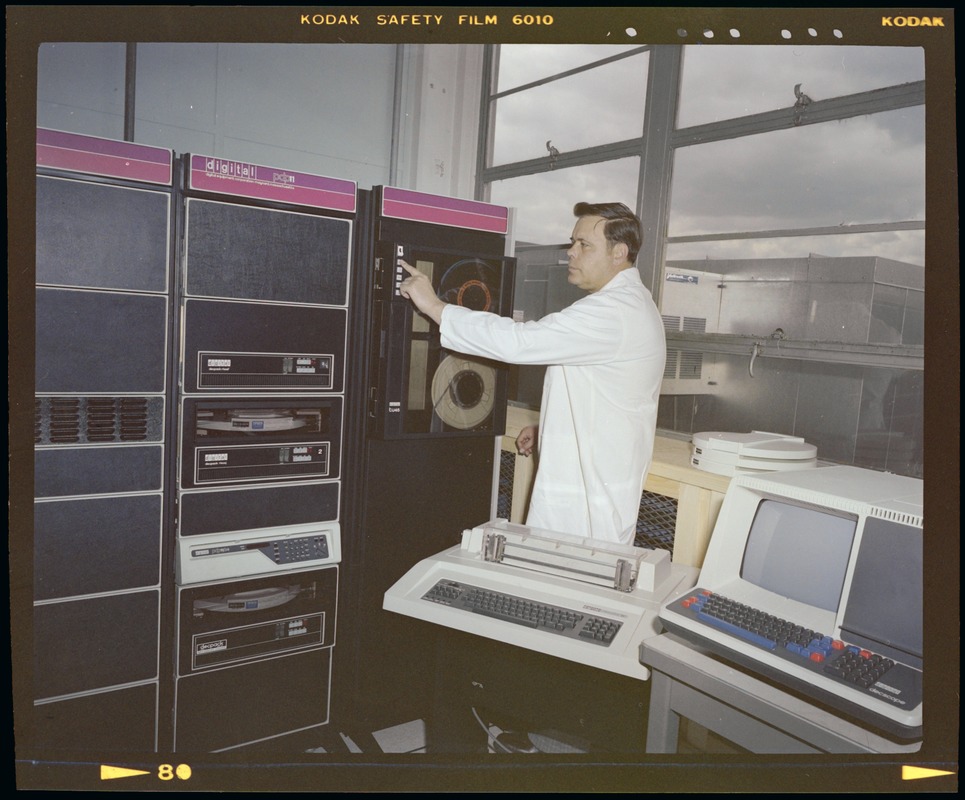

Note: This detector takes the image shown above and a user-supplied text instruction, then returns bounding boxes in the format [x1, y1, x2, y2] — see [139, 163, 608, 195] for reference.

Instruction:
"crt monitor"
[659, 464, 923, 737]
[692, 465, 922, 664]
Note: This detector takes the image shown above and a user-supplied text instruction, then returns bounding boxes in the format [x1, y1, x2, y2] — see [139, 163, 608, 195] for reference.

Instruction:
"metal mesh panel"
[635, 490, 677, 552]
[35, 396, 165, 445]
[495, 447, 515, 519]
[495, 450, 679, 547]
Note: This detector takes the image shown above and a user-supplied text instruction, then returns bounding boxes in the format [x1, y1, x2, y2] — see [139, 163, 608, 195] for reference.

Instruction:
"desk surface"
[504, 407, 732, 495]
[640, 632, 922, 755]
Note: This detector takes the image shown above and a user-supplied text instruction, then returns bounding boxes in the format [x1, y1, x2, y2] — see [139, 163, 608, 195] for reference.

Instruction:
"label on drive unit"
[198, 351, 334, 389]
[195, 443, 330, 484]
[191, 613, 325, 670]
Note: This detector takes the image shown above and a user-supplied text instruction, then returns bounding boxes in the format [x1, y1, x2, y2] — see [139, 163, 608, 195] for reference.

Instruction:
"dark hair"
[573, 201, 642, 264]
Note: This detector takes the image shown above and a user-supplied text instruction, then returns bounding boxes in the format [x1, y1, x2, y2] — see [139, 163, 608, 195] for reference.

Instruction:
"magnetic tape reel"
[438, 259, 501, 312]
[431, 259, 502, 430]
[376, 241, 513, 438]
[431, 355, 497, 430]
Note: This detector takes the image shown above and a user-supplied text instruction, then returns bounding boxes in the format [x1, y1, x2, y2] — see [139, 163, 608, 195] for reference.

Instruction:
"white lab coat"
[440, 267, 665, 545]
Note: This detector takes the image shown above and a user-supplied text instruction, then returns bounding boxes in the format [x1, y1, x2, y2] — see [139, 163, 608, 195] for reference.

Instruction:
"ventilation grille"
[35, 396, 164, 445]
[635, 490, 677, 552]
[869, 507, 923, 529]
[662, 317, 706, 380]
[662, 315, 706, 334]
[495, 448, 516, 520]
[665, 350, 704, 380]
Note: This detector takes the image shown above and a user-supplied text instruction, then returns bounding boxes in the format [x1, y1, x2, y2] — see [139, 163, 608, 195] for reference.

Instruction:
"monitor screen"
[841, 516, 923, 666]
[740, 499, 858, 613]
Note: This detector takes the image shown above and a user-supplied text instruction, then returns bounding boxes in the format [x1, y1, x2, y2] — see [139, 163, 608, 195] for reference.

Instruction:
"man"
[399, 201, 665, 546]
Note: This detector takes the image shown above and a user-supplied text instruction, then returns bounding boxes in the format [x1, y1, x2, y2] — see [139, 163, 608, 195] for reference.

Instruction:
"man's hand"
[516, 424, 538, 457]
[398, 260, 446, 325]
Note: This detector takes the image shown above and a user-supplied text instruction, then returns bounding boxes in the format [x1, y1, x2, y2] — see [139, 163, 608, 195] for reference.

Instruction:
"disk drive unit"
[174, 566, 338, 752]
[364, 187, 515, 439]
[179, 156, 356, 394]
[181, 298, 347, 394]
[179, 395, 342, 489]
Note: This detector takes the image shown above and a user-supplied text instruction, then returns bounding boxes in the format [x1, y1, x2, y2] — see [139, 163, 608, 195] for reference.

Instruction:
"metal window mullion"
[636, 45, 682, 299]
[124, 43, 137, 142]
[475, 44, 499, 200]
[670, 81, 925, 148]
[490, 46, 651, 101]
[389, 43, 405, 186]
[668, 219, 925, 245]
[480, 137, 643, 184]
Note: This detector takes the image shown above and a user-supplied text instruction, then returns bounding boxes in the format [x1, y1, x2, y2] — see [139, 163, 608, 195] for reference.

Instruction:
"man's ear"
[611, 241, 629, 263]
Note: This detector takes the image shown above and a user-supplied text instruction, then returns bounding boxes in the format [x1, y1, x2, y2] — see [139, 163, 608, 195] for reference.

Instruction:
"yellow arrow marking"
[100, 765, 151, 780]
[902, 765, 956, 781]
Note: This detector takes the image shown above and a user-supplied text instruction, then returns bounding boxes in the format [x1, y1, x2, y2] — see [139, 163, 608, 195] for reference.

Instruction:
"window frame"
[476, 43, 924, 372]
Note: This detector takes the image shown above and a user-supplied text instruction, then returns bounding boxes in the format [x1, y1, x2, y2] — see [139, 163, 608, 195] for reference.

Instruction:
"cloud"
[489, 44, 926, 265]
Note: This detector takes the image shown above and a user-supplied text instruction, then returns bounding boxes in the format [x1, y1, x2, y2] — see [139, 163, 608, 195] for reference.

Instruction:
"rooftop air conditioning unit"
[660, 268, 723, 395]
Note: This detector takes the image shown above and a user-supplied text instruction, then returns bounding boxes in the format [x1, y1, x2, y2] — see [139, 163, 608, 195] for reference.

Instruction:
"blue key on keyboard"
[696, 611, 777, 650]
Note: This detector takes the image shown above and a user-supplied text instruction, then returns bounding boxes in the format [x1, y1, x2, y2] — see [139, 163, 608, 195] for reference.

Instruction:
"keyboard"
[661, 589, 922, 737]
[421, 579, 622, 646]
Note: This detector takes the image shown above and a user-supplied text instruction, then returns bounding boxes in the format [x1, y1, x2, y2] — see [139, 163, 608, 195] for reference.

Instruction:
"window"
[488, 157, 640, 246]
[491, 48, 648, 167]
[480, 44, 650, 246]
[479, 43, 925, 478]
[676, 45, 925, 127]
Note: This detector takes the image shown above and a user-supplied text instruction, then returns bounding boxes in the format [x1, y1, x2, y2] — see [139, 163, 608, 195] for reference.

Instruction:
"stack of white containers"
[690, 431, 818, 477]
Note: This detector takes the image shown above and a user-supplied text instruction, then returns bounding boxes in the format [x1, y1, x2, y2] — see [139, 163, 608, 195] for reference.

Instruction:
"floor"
[303, 714, 598, 755]
[306, 719, 428, 755]
[304, 716, 741, 755]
